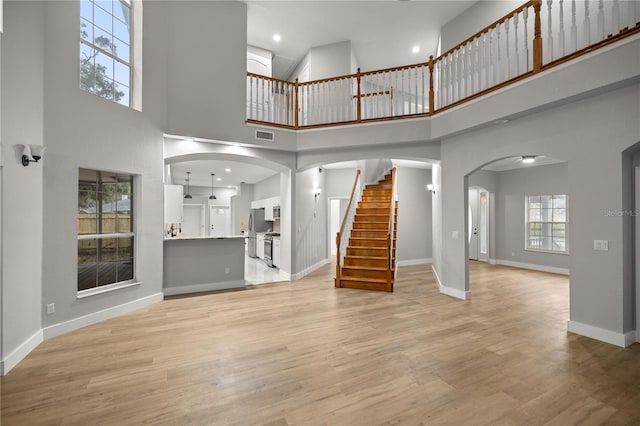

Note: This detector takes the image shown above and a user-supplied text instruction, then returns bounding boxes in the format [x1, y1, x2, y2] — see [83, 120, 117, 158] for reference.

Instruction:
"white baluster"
[483, 33, 489, 90]
[504, 18, 511, 79]
[497, 23, 503, 83]
[584, 0, 591, 47]
[547, 0, 554, 62]
[612, 0, 620, 35]
[489, 28, 494, 86]
[523, 6, 530, 71]
[570, 0, 578, 51]
[514, 13, 520, 75]
[597, 0, 605, 40]
[559, 0, 566, 57]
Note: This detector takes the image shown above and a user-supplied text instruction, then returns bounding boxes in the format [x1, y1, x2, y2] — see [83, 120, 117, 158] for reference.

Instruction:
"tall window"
[80, 0, 132, 107]
[78, 169, 135, 293]
[526, 194, 568, 253]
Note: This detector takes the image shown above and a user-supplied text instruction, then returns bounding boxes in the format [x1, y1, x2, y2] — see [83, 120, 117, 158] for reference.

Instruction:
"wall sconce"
[21, 144, 46, 167]
[521, 155, 537, 164]
[427, 184, 435, 194]
[314, 188, 322, 199]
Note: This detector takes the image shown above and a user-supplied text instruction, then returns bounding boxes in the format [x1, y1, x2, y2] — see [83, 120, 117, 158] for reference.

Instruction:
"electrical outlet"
[594, 240, 609, 251]
[511, 252, 515, 257]
[46, 303, 55, 315]
[452, 231, 459, 239]
[225, 267, 230, 274]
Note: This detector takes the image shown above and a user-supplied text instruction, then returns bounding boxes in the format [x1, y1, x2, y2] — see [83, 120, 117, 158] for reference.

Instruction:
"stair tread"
[345, 255, 395, 260]
[342, 266, 394, 272]
[339, 276, 392, 284]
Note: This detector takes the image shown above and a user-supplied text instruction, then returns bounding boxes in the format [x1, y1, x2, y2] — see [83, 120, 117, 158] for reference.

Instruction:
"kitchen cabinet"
[273, 238, 280, 268]
[252, 196, 281, 221]
[256, 234, 265, 259]
[164, 184, 184, 224]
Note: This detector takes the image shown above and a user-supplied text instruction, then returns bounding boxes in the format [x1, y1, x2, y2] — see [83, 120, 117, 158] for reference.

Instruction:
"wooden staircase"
[335, 171, 398, 292]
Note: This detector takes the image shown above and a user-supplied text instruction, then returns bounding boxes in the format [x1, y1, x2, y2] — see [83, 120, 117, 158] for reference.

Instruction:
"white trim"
[1, 329, 44, 376]
[397, 258, 432, 267]
[567, 320, 636, 348]
[77, 280, 141, 299]
[495, 259, 569, 275]
[489, 258, 497, 265]
[163, 281, 246, 296]
[637, 329, 640, 344]
[432, 265, 470, 300]
[43, 293, 163, 340]
[291, 258, 330, 281]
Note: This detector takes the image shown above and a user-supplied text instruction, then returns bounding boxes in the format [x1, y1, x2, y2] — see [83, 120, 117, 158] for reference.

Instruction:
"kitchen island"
[163, 235, 246, 296]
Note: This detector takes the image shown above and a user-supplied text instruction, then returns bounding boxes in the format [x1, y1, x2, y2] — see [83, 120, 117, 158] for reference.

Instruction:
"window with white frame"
[526, 194, 568, 253]
[80, 0, 132, 107]
[78, 169, 135, 293]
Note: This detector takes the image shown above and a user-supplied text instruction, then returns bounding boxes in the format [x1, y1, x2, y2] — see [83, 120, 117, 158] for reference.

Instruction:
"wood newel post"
[428, 55, 435, 115]
[335, 232, 341, 287]
[294, 78, 300, 129]
[356, 68, 362, 122]
[533, 0, 543, 72]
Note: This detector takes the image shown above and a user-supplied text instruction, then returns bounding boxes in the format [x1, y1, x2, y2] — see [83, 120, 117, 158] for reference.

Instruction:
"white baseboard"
[291, 258, 330, 281]
[397, 258, 432, 267]
[567, 320, 636, 348]
[496, 259, 569, 275]
[164, 281, 246, 296]
[1, 329, 44, 376]
[43, 293, 164, 340]
[431, 265, 470, 300]
[489, 258, 497, 265]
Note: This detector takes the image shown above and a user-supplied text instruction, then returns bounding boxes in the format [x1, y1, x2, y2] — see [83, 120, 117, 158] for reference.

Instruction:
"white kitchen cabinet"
[164, 184, 184, 224]
[273, 238, 280, 268]
[256, 234, 265, 259]
[264, 198, 274, 221]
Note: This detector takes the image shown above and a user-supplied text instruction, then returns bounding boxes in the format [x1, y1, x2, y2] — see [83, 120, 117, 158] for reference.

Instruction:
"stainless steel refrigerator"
[247, 208, 270, 258]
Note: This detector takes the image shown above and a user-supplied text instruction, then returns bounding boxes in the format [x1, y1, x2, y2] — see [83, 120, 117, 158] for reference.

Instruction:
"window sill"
[77, 281, 141, 299]
[524, 248, 569, 256]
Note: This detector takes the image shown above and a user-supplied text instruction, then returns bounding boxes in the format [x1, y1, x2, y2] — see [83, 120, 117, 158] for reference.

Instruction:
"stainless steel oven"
[264, 236, 273, 267]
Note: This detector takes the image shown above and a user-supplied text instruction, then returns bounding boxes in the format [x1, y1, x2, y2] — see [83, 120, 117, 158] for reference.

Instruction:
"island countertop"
[164, 235, 246, 241]
[163, 236, 246, 295]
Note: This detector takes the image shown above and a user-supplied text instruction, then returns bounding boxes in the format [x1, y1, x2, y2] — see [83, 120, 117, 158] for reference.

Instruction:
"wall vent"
[255, 130, 274, 142]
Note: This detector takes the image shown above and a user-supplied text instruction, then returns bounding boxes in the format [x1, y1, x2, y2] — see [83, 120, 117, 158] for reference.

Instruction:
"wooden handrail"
[335, 169, 361, 288]
[246, 72, 295, 86]
[299, 73, 355, 86]
[434, 0, 536, 63]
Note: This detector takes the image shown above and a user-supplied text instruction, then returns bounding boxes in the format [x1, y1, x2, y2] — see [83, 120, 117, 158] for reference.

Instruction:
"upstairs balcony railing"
[247, 0, 640, 130]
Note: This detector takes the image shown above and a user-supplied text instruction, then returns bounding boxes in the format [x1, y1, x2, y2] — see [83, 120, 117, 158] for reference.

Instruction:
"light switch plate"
[594, 240, 609, 251]
[452, 231, 459, 240]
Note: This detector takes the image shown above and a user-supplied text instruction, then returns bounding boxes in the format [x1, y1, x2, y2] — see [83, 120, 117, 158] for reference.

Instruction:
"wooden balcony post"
[428, 55, 435, 115]
[335, 232, 341, 287]
[533, 0, 543, 72]
[294, 78, 300, 129]
[356, 68, 362, 122]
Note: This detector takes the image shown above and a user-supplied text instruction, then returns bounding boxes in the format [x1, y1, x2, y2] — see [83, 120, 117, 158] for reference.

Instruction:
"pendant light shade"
[184, 172, 193, 199]
[209, 173, 217, 200]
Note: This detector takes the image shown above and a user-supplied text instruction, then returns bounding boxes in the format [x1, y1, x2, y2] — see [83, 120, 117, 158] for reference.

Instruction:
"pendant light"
[209, 173, 217, 200]
[184, 171, 193, 199]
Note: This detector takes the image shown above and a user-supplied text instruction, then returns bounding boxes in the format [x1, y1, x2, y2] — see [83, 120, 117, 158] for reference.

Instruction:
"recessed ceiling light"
[225, 168, 231, 172]
[216, 177, 222, 181]
[412, 45, 420, 54]
[521, 155, 537, 164]
[273, 34, 281, 42]
[494, 119, 510, 125]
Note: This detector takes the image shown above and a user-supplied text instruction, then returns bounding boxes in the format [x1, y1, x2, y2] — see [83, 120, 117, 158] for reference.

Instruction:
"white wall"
[294, 167, 327, 275]
[494, 163, 570, 271]
[1, 0, 45, 370]
[40, 0, 165, 333]
[396, 167, 432, 264]
[435, 83, 639, 344]
[253, 173, 280, 200]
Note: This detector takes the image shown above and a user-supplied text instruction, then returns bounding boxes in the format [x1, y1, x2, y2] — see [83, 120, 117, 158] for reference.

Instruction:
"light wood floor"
[3, 262, 640, 425]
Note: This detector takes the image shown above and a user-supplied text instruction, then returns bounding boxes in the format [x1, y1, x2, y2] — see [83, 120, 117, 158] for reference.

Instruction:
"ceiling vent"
[255, 130, 274, 142]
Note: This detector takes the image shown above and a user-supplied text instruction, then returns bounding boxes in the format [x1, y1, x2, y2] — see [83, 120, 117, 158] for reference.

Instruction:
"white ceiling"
[481, 155, 566, 172]
[246, 1, 477, 79]
[170, 159, 279, 188]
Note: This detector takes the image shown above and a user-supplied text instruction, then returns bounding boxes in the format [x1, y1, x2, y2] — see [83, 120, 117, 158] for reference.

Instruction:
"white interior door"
[469, 189, 479, 260]
[478, 190, 490, 262]
[210, 205, 230, 237]
[183, 204, 205, 237]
